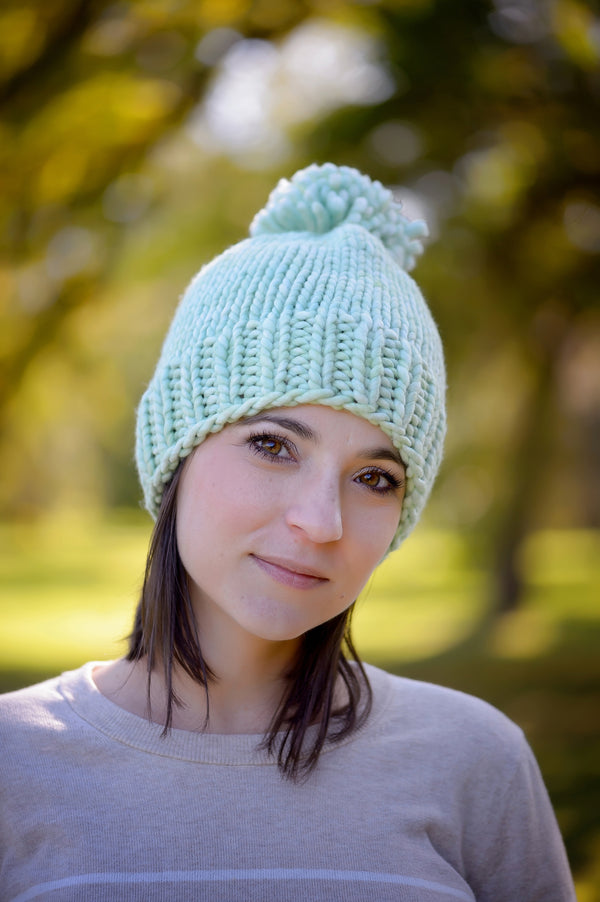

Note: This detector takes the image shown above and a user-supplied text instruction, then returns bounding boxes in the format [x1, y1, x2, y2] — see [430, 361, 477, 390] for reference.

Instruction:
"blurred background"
[1, 0, 599, 894]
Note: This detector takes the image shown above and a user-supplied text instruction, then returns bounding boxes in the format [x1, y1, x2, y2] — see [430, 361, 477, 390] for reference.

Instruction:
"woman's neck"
[93, 632, 299, 735]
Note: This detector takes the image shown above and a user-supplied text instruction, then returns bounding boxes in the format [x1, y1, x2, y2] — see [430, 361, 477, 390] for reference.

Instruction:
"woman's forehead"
[241, 403, 382, 433]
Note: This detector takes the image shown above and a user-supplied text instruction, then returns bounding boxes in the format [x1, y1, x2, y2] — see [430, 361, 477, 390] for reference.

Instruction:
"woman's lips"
[251, 555, 328, 590]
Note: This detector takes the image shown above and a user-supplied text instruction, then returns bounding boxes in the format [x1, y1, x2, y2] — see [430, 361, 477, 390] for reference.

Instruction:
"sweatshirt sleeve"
[462, 733, 576, 902]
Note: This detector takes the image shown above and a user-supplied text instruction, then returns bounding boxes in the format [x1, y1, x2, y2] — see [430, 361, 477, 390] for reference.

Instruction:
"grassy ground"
[1, 511, 599, 897]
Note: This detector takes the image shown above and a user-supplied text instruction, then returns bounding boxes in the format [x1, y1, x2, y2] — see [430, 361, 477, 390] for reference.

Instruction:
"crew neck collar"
[58, 661, 393, 766]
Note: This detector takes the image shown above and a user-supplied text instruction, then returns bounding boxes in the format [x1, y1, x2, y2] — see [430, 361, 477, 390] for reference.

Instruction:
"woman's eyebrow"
[359, 447, 405, 471]
[239, 413, 318, 441]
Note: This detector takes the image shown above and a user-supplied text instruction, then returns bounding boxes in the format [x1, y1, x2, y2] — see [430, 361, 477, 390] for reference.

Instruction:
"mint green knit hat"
[136, 162, 445, 548]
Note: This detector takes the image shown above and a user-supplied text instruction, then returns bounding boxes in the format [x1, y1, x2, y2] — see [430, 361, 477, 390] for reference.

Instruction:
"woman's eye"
[256, 437, 283, 455]
[247, 433, 293, 461]
[356, 469, 399, 494]
[359, 471, 380, 487]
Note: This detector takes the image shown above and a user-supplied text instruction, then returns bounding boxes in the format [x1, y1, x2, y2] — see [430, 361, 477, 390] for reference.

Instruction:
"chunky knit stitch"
[136, 163, 445, 548]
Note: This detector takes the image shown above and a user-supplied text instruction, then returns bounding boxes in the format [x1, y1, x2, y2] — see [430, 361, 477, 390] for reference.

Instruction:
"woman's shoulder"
[362, 662, 527, 764]
[0, 672, 63, 715]
[0, 663, 94, 739]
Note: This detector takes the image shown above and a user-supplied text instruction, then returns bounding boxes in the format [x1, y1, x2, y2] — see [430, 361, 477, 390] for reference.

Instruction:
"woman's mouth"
[250, 555, 329, 590]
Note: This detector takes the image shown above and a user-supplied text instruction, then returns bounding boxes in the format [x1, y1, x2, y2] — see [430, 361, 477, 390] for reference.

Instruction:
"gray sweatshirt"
[0, 662, 576, 901]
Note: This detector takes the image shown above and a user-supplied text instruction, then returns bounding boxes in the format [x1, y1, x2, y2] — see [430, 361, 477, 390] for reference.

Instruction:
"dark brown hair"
[127, 459, 372, 780]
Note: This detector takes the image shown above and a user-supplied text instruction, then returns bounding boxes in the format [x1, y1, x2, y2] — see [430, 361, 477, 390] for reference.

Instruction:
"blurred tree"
[1, 0, 598, 616]
[0, 0, 309, 418]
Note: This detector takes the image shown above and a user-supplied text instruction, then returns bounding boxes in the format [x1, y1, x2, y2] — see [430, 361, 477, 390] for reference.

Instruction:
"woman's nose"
[284, 476, 343, 544]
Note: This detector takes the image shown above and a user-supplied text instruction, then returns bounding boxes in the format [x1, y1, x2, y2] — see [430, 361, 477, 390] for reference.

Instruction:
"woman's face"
[176, 405, 405, 646]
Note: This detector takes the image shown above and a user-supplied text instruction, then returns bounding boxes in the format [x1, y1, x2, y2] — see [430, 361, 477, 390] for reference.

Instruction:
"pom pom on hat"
[251, 162, 428, 272]
[136, 162, 446, 548]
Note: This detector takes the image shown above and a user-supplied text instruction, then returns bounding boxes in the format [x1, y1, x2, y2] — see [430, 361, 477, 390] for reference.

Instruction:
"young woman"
[0, 164, 576, 901]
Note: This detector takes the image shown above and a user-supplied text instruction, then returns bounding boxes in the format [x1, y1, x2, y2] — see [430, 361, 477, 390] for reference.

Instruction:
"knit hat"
[136, 162, 445, 548]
